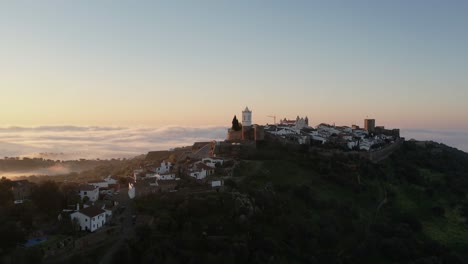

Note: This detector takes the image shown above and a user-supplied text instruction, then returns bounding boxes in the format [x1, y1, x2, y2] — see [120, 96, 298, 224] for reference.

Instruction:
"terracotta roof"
[79, 184, 98, 191]
[78, 206, 106, 218]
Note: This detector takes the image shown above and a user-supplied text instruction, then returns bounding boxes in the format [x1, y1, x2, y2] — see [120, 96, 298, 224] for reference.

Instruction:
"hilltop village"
[0, 106, 405, 263]
[226, 106, 401, 152]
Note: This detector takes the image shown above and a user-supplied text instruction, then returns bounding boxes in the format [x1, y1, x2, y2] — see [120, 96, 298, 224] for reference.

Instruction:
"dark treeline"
[111, 141, 468, 263]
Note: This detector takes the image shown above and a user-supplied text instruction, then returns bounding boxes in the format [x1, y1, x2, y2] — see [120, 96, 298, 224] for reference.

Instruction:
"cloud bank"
[0, 126, 466, 161]
[401, 129, 468, 153]
[0, 126, 227, 160]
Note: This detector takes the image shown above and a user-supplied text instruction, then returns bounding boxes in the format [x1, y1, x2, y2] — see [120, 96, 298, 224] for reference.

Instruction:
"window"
[84, 191, 87, 195]
[85, 218, 88, 222]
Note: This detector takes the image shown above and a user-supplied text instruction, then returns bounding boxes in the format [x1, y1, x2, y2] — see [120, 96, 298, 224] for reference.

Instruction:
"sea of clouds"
[401, 129, 468, 153]
[0, 126, 227, 160]
[0, 126, 466, 161]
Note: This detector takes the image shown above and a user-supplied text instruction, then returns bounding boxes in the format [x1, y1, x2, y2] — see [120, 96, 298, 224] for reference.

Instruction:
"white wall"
[155, 161, 171, 174]
[90, 213, 106, 232]
[104, 176, 118, 185]
[71, 212, 90, 231]
[189, 169, 213, 180]
[71, 211, 107, 232]
[202, 158, 224, 168]
[79, 188, 99, 202]
[159, 173, 176, 180]
[89, 182, 108, 189]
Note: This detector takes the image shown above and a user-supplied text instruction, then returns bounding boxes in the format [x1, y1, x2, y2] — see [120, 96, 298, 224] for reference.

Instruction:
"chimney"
[76, 203, 80, 211]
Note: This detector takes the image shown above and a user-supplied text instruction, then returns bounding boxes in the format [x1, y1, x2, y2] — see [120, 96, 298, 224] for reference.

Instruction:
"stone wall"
[227, 129, 242, 141]
[368, 138, 404, 162]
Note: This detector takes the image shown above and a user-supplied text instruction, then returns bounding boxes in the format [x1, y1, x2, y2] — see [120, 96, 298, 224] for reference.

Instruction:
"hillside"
[113, 140, 468, 263]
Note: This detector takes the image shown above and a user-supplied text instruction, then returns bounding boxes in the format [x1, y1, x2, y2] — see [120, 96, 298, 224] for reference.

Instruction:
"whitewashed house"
[70, 205, 107, 232]
[158, 173, 176, 180]
[88, 180, 108, 189]
[211, 180, 223, 188]
[104, 175, 118, 185]
[145, 173, 159, 179]
[202, 158, 224, 168]
[79, 185, 99, 202]
[189, 163, 214, 180]
[154, 161, 172, 174]
[88, 175, 119, 189]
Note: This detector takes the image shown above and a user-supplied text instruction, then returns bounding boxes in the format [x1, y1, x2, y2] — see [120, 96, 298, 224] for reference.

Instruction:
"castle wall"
[227, 129, 242, 141]
[254, 125, 265, 141]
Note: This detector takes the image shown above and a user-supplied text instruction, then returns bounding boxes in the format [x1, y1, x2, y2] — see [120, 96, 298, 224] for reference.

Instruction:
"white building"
[88, 180, 108, 189]
[242, 106, 252, 127]
[70, 205, 107, 232]
[158, 173, 176, 180]
[211, 180, 223, 188]
[189, 163, 215, 180]
[128, 183, 136, 199]
[154, 161, 172, 174]
[79, 185, 99, 202]
[104, 175, 118, 185]
[145, 173, 159, 179]
[88, 175, 118, 189]
[202, 158, 224, 168]
[295, 116, 309, 130]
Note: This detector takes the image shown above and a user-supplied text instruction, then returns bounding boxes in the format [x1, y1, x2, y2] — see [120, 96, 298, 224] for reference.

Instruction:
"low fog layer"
[401, 129, 468, 153]
[0, 126, 466, 162]
[0, 126, 227, 160]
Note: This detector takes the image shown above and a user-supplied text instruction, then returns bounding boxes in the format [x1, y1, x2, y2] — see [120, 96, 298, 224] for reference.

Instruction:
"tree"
[31, 180, 64, 217]
[0, 177, 13, 207]
[118, 177, 128, 186]
[232, 115, 241, 131]
[0, 220, 26, 252]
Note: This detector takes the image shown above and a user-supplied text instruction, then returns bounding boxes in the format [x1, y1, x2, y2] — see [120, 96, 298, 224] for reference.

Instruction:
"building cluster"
[67, 175, 121, 232]
[226, 107, 400, 152]
[266, 118, 399, 151]
[131, 148, 228, 197]
[280, 116, 309, 130]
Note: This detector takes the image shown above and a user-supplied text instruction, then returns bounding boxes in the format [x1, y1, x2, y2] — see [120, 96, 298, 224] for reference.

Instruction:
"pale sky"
[1, 0, 467, 129]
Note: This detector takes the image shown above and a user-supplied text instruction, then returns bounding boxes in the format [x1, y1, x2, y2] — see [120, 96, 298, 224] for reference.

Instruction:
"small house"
[70, 205, 107, 232]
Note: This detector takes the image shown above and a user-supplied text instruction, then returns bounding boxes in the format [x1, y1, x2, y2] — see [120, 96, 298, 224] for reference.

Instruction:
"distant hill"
[124, 141, 468, 263]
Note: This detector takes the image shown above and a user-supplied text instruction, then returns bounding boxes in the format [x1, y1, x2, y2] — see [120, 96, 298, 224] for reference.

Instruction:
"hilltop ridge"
[114, 140, 468, 263]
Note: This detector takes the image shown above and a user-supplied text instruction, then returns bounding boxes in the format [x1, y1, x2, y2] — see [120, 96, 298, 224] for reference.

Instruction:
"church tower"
[242, 106, 252, 127]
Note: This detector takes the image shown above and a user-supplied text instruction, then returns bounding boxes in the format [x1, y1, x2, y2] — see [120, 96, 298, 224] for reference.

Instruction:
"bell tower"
[242, 106, 252, 126]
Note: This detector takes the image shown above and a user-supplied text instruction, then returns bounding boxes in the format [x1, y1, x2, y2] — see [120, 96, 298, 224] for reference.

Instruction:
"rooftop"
[78, 206, 106, 218]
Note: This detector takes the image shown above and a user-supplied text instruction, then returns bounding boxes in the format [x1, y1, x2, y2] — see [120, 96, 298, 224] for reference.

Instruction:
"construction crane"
[267, 115, 276, 125]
